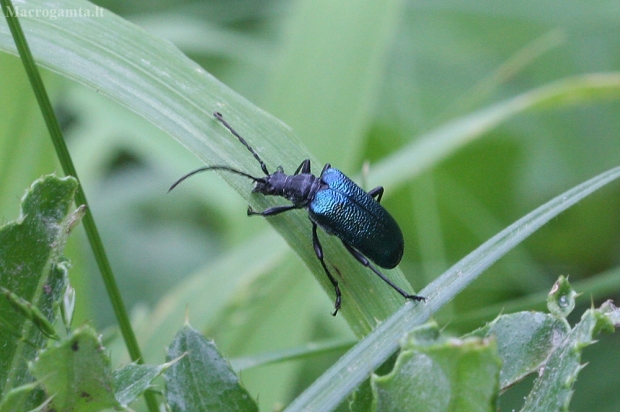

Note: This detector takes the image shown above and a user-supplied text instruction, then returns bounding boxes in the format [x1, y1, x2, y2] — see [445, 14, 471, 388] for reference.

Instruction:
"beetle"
[170, 111, 425, 315]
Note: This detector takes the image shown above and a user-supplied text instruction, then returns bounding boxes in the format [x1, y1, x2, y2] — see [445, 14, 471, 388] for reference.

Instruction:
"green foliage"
[372, 326, 501, 412]
[1, 287, 60, 340]
[467, 312, 569, 388]
[283, 167, 620, 412]
[30, 325, 118, 411]
[0, 175, 78, 409]
[0, 176, 167, 411]
[165, 324, 258, 412]
[113, 361, 174, 407]
[29, 323, 172, 411]
[521, 301, 620, 411]
[0, 383, 42, 412]
[1, 0, 620, 411]
[547, 275, 579, 318]
[358, 280, 620, 412]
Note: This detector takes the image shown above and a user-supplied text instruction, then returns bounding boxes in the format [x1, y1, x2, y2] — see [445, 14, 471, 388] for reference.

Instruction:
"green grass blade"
[285, 166, 620, 411]
[0, 0, 412, 333]
[265, 0, 406, 168]
[368, 73, 620, 190]
[0, 1, 156, 409]
[230, 339, 354, 372]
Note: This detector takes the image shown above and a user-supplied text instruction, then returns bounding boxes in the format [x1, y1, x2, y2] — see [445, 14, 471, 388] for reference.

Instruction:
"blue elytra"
[308, 167, 404, 269]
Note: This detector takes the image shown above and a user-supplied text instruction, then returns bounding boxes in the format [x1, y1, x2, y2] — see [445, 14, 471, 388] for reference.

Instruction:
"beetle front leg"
[293, 159, 312, 175]
[311, 221, 342, 316]
[247, 204, 298, 216]
[318, 163, 331, 178]
[367, 186, 384, 203]
[342, 242, 425, 303]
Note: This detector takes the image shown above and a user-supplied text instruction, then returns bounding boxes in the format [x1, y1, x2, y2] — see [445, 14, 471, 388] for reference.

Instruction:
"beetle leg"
[319, 163, 331, 178]
[247, 204, 298, 216]
[294, 159, 312, 175]
[312, 221, 342, 316]
[342, 243, 425, 303]
[367, 186, 384, 203]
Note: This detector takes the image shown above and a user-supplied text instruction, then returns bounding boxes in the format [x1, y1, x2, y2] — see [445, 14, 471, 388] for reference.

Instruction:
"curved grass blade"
[369, 73, 620, 190]
[0, 0, 410, 333]
[230, 339, 354, 372]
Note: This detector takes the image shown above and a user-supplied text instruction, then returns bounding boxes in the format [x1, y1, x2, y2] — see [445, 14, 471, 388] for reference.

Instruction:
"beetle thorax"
[253, 171, 323, 208]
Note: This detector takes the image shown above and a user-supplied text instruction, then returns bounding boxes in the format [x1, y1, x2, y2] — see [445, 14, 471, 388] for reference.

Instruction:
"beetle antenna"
[168, 166, 263, 193]
[213, 111, 270, 176]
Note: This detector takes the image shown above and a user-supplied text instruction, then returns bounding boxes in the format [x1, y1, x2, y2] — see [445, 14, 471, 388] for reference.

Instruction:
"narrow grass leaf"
[230, 339, 354, 372]
[369, 73, 620, 190]
[266, 0, 406, 167]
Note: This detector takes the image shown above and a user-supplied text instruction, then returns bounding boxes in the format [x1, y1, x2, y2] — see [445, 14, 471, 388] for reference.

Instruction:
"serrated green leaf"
[372, 324, 501, 412]
[113, 360, 172, 407]
[29, 325, 119, 412]
[547, 276, 578, 318]
[466, 311, 569, 389]
[0, 174, 79, 409]
[521, 301, 620, 412]
[165, 324, 257, 412]
[599, 300, 620, 327]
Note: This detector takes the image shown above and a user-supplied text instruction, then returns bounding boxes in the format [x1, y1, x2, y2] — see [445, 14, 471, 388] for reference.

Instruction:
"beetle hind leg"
[311, 222, 342, 316]
[342, 242, 425, 303]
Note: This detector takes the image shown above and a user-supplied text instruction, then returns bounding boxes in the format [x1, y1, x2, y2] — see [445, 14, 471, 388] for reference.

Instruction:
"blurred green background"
[1, 0, 619, 410]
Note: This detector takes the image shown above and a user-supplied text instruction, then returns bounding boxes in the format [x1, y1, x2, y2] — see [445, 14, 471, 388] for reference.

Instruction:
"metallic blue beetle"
[170, 112, 425, 315]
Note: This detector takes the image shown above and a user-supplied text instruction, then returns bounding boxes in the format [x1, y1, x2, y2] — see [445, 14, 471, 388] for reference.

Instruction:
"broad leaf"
[30, 325, 118, 412]
[165, 324, 258, 412]
[372, 323, 501, 412]
[467, 312, 569, 389]
[113, 360, 173, 407]
[521, 301, 620, 412]
[0, 175, 80, 409]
